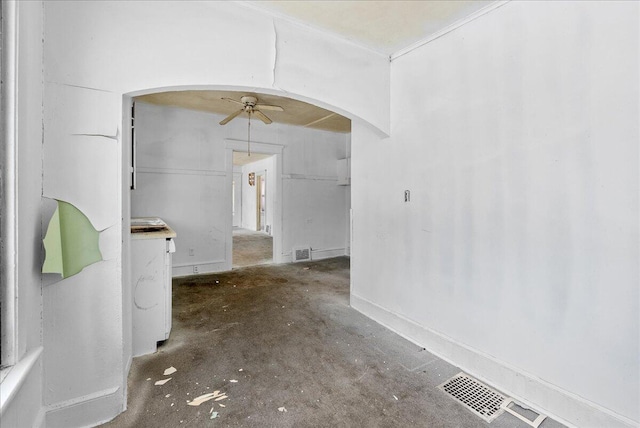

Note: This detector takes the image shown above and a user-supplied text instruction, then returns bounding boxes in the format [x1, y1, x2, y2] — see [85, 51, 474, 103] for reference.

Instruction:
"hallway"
[232, 228, 273, 268]
[104, 258, 563, 428]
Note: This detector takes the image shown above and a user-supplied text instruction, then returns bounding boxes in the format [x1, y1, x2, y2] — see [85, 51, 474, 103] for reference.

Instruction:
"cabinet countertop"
[131, 217, 177, 240]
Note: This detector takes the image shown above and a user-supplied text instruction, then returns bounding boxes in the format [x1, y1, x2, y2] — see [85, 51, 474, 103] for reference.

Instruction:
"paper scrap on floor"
[188, 391, 227, 406]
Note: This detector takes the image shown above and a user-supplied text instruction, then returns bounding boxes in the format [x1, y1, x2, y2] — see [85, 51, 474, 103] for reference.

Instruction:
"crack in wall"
[72, 131, 119, 141]
[272, 19, 279, 89]
[58, 82, 113, 93]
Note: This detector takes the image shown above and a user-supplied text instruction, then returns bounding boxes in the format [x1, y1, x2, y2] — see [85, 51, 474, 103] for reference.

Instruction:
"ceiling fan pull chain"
[248, 111, 251, 156]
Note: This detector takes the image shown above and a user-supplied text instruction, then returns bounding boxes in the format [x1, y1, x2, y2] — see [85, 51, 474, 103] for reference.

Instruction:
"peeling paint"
[42, 199, 103, 278]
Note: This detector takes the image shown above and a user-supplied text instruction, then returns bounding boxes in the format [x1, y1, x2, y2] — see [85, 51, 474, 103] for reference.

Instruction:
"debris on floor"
[230, 379, 238, 383]
[163, 366, 177, 376]
[210, 411, 219, 419]
[188, 391, 227, 406]
[219, 403, 226, 408]
[165, 394, 171, 398]
[155, 378, 172, 386]
[393, 395, 398, 400]
[278, 407, 287, 412]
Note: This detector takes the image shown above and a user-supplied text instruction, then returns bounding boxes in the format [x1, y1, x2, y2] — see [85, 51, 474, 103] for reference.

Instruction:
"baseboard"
[311, 247, 345, 261]
[282, 248, 346, 263]
[45, 386, 123, 428]
[125, 354, 132, 378]
[172, 260, 228, 277]
[123, 353, 132, 410]
[350, 294, 638, 428]
[34, 407, 46, 428]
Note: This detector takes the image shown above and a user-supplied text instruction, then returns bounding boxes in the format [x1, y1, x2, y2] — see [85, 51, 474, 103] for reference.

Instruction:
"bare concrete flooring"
[233, 228, 273, 268]
[104, 257, 564, 428]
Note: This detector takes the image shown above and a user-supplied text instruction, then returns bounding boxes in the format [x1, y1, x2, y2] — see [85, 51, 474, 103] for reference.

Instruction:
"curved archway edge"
[125, 84, 388, 138]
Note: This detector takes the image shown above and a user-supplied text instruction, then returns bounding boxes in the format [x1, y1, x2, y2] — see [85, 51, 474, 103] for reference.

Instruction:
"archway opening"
[125, 88, 352, 278]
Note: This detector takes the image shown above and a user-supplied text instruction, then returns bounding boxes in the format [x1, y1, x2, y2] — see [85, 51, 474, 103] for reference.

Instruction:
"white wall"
[41, 1, 386, 424]
[0, 1, 45, 426]
[351, 2, 639, 427]
[133, 102, 350, 274]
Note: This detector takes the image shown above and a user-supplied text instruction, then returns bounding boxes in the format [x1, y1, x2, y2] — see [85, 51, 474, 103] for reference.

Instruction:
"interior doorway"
[231, 150, 276, 268]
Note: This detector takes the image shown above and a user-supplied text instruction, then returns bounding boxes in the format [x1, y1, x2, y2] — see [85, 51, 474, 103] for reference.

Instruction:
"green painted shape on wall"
[42, 200, 102, 278]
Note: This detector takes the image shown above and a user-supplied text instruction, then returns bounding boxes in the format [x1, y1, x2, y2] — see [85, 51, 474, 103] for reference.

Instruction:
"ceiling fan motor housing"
[240, 96, 258, 107]
[219, 95, 282, 126]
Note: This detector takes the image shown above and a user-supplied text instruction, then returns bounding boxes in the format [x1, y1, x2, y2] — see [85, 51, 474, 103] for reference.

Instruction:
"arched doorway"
[123, 86, 354, 290]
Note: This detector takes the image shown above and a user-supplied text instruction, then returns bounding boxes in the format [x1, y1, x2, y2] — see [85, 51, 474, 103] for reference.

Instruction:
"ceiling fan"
[219, 96, 284, 125]
[219, 96, 284, 156]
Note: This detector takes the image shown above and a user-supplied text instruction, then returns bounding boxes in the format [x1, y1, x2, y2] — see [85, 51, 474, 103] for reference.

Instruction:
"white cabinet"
[131, 219, 176, 357]
[337, 158, 351, 186]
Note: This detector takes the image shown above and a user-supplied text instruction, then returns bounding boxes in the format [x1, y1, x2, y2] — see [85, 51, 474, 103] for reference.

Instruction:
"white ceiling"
[244, 0, 495, 56]
[136, 90, 351, 133]
[233, 152, 273, 167]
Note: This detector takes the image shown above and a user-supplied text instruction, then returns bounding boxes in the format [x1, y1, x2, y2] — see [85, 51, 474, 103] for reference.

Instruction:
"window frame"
[1, 0, 18, 374]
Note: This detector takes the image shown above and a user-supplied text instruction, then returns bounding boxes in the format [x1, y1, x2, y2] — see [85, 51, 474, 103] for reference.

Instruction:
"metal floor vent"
[293, 246, 311, 262]
[438, 372, 507, 423]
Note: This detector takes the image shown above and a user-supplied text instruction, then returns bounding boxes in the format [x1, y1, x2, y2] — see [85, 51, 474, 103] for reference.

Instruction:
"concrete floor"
[232, 228, 273, 268]
[103, 257, 564, 428]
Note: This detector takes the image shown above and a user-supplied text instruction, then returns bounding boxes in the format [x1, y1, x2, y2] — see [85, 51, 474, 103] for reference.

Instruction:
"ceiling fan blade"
[221, 97, 244, 106]
[255, 104, 284, 112]
[253, 110, 272, 124]
[219, 109, 243, 125]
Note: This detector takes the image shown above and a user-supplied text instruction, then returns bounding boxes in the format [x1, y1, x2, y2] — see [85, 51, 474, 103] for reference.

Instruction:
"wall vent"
[293, 247, 311, 262]
[438, 372, 507, 423]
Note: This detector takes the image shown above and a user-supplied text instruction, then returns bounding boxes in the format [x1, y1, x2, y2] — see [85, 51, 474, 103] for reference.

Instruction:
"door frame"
[225, 139, 283, 265]
[232, 172, 242, 228]
[256, 171, 266, 232]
